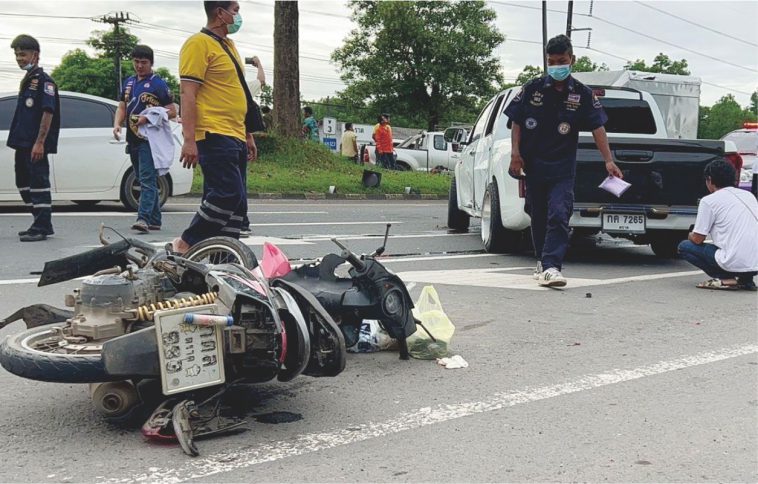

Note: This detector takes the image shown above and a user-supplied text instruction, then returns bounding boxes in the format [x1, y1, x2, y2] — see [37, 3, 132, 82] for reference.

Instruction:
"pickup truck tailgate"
[575, 137, 725, 206]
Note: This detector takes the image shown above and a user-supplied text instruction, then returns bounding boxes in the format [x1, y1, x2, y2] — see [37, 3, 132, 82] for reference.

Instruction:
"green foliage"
[573, 56, 609, 73]
[260, 84, 273, 107]
[87, 29, 139, 60]
[751, 90, 758, 116]
[624, 53, 690, 75]
[332, 0, 505, 131]
[52, 28, 179, 101]
[698, 94, 757, 139]
[192, 134, 451, 195]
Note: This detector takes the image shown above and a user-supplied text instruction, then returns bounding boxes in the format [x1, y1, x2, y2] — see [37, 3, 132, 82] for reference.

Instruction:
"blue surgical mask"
[21, 63, 34, 71]
[224, 9, 243, 34]
[547, 64, 572, 81]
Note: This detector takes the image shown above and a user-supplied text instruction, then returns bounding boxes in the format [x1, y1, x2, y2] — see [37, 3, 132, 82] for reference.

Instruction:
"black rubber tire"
[395, 161, 411, 171]
[447, 177, 470, 232]
[0, 324, 111, 383]
[481, 182, 521, 253]
[184, 236, 259, 268]
[72, 200, 101, 207]
[650, 233, 685, 258]
[120, 169, 170, 211]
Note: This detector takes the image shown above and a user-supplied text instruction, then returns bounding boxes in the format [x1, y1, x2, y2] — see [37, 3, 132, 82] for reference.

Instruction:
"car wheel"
[72, 200, 100, 207]
[395, 162, 410, 171]
[650, 232, 686, 258]
[447, 177, 469, 232]
[481, 182, 521, 253]
[120, 169, 170, 211]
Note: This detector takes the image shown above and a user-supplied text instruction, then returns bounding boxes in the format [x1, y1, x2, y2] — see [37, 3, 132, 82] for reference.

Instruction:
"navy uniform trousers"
[526, 176, 574, 271]
[15, 148, 53, 234]
[181, 133, 247, 245]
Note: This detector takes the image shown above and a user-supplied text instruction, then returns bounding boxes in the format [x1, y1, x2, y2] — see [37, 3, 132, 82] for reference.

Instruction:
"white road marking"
[107, 344, 758, 484]
[379, 253, 502, 264]
[397, 267, 703, 290]
[0, 211, 328, 217]
[305, 232, 477, 242]
[0, 278, 40, 286]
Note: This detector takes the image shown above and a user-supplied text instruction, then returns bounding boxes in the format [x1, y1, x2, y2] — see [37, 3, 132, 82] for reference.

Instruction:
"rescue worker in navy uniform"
[504, 34, 623, 287]
[7, 35, 60, 242]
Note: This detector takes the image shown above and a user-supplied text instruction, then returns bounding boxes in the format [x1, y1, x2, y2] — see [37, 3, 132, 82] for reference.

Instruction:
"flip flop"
[696, 278, 739, 290]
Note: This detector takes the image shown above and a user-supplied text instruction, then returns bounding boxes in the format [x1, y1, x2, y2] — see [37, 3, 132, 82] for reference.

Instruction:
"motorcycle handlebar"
[331, 238, 366, 272]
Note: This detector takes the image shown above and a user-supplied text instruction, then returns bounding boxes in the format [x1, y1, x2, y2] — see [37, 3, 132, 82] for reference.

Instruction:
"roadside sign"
[351, 123, 374, 144]
[323, 137, 337, 150]
[323, 117, 337, 136]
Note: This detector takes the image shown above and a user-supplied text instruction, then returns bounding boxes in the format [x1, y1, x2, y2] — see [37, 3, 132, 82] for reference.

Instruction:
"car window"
[493, 91, 514, 142]
[0, 97, 15, 130]
[398, 135, 420, 149]
[470, 99, 495, 143]
[599, 98, 657, 135]
[60, 97, 114, 129]
[484, 94, 505, 136]
[433, 135, 446, 151]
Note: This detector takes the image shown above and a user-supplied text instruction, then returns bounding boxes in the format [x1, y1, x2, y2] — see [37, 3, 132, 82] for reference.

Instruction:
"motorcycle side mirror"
[372, 223, 392, 257]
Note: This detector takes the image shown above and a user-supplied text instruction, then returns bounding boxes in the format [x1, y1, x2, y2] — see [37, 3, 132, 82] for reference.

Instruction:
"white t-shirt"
[246, 78, 262, 98]
[693, 186, 758, 272]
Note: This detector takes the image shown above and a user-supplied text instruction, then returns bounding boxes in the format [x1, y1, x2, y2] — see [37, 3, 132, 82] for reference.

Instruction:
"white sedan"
[0, 91, 193, 210]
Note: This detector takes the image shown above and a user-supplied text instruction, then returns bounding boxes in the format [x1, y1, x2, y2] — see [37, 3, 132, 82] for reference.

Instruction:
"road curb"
[241, 192, 448, 200]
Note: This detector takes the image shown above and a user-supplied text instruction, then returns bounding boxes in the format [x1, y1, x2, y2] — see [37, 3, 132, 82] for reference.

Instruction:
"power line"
[0, 12, 93, 20]
[578, 13, 758, 73]
[632, 1, 758, 48]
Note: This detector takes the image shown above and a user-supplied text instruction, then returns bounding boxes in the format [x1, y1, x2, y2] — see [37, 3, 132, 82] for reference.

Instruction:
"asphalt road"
[0, 198, 755, 483]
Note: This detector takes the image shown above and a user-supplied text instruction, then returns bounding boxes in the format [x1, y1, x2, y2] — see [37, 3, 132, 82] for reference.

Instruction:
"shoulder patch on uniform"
[592, 94, 602, 108]
[44, 82, 55, 96]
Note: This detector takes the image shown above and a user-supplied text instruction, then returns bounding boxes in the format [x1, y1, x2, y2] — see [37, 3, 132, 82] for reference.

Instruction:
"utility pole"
[542, 1, 548, 73]
[566, 0, 574, 38]
[96, 12, 131, 99]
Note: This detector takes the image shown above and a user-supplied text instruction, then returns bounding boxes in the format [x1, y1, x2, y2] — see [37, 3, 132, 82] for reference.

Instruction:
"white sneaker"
[538, 267, 567, 287]
[533, 261, 543, 280]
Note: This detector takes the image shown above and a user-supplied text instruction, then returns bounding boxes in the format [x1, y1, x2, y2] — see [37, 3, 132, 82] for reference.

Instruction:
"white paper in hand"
[598, 175, 631, 198]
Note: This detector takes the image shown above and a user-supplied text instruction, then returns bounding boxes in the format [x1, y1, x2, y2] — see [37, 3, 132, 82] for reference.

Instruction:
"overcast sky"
[0, 0, 756, 107]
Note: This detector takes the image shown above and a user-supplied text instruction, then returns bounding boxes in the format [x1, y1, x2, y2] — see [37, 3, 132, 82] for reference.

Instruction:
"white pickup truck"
[362, 131, 462, 171]
[448, 85, 745, 257]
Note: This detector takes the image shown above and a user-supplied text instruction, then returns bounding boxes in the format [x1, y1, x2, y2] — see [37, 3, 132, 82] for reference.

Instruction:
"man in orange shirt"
[372, 113, 396, 170]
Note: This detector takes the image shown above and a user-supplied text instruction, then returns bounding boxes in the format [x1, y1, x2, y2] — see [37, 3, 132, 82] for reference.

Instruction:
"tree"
[273, 1, 301, 137]
[51, 29, 179, 102]
[698, 94, 745, 139]
[625, 53, 690, 75]
[87, 29, 138, 61]
[333, 0, 505, 130]
[573, 55, 609, 73]
[750, 90, 758, 116]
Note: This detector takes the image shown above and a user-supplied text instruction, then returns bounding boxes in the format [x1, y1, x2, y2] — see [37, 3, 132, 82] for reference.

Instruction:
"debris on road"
[437, 355, 468, 369]
[407, 286, 455, 360]
[347, 319, 398, 353]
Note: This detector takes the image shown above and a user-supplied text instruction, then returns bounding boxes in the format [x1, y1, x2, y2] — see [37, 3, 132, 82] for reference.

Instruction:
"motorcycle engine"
[69, 268, 176, 340]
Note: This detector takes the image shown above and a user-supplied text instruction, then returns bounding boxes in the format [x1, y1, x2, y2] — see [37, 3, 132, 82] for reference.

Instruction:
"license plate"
[602, 212, 646, 234]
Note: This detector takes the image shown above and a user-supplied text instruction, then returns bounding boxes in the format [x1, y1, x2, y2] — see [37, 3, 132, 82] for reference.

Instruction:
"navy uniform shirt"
[7, 67, 60, 154]
[504, 75, 607, 181]
[120, 73, 173, 145]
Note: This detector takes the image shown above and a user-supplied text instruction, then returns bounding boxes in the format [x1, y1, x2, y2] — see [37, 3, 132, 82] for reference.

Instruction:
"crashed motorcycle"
[0, 233, 345, 454]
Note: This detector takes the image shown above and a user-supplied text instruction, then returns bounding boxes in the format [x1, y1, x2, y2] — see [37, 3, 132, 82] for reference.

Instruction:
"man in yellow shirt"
[340, 123, 358, 163]
[173, 1, 257, 254]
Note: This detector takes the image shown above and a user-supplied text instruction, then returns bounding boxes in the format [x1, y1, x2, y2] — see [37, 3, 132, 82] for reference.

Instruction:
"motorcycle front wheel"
[0, 324, 111, 383]
[183, 236, 258, 268]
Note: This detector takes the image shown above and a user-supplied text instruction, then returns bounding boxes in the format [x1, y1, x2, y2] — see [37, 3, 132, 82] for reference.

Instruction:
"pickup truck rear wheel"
[482, 182, 520, 253]
[650, 232, 686, 258]
[447, 177, 469, 232]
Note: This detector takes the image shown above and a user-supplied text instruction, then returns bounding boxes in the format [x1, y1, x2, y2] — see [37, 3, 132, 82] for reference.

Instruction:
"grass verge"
[190, 134, 452, 196]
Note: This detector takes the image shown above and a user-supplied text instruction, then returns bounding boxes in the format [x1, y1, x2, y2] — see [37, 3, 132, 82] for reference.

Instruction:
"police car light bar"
[743, 122, 758, 130]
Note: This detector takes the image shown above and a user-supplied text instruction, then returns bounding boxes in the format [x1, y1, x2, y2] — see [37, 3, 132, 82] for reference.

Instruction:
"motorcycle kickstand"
[398, 337, 409, 360]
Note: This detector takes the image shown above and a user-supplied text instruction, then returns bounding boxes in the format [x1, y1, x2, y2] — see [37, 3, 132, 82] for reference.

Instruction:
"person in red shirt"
[372, 113, 396, 169]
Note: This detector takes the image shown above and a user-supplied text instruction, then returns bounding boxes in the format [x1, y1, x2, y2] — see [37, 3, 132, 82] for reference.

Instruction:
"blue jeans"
[678, 240, 756, 284]
[526, 177, 574, 271]
[129, 142, 161, 227]
[182, 133, 247, 245]
[15, 148, 53, 234]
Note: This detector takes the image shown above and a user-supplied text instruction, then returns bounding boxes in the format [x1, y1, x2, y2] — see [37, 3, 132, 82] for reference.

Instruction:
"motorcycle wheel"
[183, 236, 258, 268]
[0, 324, 111, 383]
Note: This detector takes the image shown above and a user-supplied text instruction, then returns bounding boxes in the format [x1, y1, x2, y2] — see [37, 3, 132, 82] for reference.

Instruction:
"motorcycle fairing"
[273, 288, 310, 382]
[272, 279, 346, 378]
[281, 254, 353, 314]
[38, 239, 133, 286]
[0, 304, 73, 331]
[102, 326, 161, 378]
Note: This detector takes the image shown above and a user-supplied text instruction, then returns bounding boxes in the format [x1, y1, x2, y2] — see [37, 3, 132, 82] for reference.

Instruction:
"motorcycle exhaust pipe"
[89, 381, 140, 418]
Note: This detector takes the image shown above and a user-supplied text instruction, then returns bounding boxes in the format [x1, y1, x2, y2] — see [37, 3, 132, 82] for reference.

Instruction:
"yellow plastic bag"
[407, 286, 455, 360]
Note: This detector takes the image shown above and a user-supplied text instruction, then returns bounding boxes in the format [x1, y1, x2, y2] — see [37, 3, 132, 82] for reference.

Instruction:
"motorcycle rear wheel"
[183, 236, 259, 268]
[0, 324, 111, 383]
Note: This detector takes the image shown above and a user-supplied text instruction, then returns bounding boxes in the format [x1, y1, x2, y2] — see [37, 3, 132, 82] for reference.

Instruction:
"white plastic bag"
[347, 320, 397, 353]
